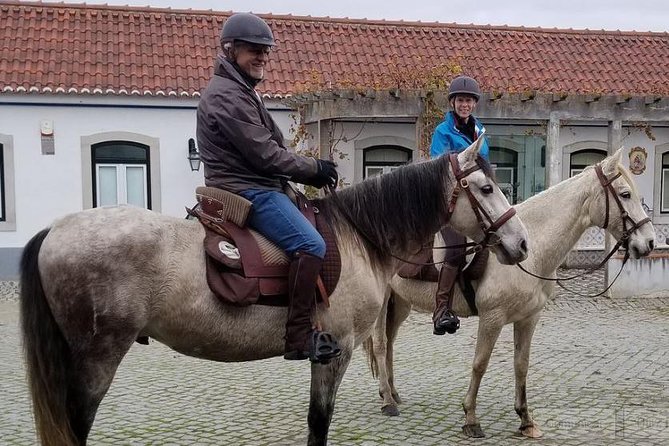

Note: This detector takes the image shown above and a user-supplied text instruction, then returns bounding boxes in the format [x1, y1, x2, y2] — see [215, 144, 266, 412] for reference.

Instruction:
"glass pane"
[662, 169, 669, 212]
[94, 142, 148, 163]
[0, 145, 4, 220]
[126, 166, 146, 208]
[571, 150, 606, 166]
[490, 149, 515, 165]
[486, 133, 544, 202]
[495, 168, 513, 183]
[366, 167, 384, 178]
[365, 146, 410, 162]
[98, 166, 118, 206]
[570, 169, 584, 177]
[663, 152, 669, 166]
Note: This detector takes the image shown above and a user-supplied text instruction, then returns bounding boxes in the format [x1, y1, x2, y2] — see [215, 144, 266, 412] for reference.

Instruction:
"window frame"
[95, 163, 149, 208]
[81, 132, 161, 212]
[661, 153, 669, 214]
[569, 149, 607, 178]
[91, 141, 151, 209]
[362, 145, 412, 179]
[0, 145, 5, 222]
[0, 134, 16, 231]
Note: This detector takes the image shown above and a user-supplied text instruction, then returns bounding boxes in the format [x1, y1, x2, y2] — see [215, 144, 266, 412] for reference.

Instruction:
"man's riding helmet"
[448, 75, 481, 102]
[220, 13, 275, 47]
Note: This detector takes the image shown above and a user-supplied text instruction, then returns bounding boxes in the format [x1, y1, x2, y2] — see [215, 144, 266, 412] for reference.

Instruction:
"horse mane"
[317, 154, 491, 270]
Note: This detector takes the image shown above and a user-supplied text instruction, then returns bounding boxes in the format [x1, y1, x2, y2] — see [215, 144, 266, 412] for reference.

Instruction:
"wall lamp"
[187, 138, 201, 172]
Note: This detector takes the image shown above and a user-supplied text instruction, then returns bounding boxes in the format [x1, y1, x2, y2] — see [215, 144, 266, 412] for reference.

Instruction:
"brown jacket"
[196, 55, 317, 194]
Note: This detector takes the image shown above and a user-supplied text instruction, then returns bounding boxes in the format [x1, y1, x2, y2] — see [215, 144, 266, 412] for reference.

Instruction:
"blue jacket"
[429, 111, 490, 160]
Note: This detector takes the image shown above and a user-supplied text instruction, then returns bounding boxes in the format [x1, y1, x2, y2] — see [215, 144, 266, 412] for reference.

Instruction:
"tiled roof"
[2, 1, 669, 98]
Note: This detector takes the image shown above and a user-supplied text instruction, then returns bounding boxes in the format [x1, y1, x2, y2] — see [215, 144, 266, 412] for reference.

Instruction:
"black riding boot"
[433, 261, 461, 335]
[284, 252, 341, 364]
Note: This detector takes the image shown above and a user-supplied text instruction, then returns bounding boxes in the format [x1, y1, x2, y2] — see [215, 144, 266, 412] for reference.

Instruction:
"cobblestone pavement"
[1, 271, 668, 446]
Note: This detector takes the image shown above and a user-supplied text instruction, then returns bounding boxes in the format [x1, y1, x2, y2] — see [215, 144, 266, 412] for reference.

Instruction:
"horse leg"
[514, 313, 543, 438]
[367, 292, 401, 416]
[307, 343, 352, 446]
[462, 316, 505, 438]
[385, 292, 412, 408]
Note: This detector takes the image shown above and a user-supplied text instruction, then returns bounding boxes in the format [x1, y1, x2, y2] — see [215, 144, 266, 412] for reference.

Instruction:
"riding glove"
[306, 159, 338, 189]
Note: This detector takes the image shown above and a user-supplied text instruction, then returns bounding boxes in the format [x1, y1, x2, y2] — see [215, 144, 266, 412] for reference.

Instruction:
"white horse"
[19, 140, 529, 446]
[364, 149, 655, 438]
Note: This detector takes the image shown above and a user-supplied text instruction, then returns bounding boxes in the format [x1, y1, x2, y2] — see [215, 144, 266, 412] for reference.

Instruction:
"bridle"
[518, 163, 652, 297]
[439, 153, 517, 254]
[594, 164, 651, 243]
[375, 153, 519, 266]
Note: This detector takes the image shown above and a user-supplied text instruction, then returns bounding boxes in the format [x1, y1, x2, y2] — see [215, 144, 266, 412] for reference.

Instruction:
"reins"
[323, 153, 516, 267]
[516, 163, 651, 297]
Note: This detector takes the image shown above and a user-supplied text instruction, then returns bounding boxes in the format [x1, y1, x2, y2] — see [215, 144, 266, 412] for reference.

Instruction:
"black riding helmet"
[220, 13, 275, 47]
[448, 75, 481, 101]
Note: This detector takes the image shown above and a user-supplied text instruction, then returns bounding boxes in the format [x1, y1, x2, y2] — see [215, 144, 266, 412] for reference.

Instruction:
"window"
[0, 135, 15, 231]
[570, 149, 606, 177]
[363, 145, 411, 179]
[0, 144, 4, 221]
[489, 147, 519, 203]
[92, 141, 151, 209]
[662, 152, 669, 213]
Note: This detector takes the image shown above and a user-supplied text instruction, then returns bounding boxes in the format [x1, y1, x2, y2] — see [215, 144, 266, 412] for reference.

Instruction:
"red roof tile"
[2, 1, 669, 98]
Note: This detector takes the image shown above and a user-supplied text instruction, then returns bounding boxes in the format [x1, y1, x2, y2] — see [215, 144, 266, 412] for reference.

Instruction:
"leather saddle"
[188, 186, 341, 307]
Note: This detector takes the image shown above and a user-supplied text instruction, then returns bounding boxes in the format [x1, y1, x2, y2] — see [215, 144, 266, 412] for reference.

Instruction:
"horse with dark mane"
[20, 139, 528, 445]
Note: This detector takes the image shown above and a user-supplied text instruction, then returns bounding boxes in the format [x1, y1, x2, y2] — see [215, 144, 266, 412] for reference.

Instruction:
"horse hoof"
[519, 424, 543, 438]
[381, 404, 400, 417]
[462, 423, 485, 438]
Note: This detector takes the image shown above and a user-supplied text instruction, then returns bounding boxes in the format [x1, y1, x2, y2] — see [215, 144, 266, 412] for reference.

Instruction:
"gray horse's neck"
[516, 172, 594, 276]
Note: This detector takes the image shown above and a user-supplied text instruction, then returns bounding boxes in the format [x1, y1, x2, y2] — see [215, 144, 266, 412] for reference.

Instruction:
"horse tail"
[363, 293, 396, 380]
[362, 336, 379, 379]
[20, 228, 78, 446]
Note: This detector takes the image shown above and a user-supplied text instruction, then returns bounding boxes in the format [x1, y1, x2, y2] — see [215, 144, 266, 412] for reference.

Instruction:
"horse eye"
[481, 185, 494, 194]
[620, 191, 631, 199]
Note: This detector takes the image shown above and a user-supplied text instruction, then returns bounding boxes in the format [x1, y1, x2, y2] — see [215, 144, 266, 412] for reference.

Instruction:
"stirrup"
[310, 331, 342, 364]
[433, 309, 460, 335]
[284, 331, 342, 364]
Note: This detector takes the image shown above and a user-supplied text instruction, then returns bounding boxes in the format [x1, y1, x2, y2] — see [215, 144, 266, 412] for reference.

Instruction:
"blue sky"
[40, 0, 668, 32]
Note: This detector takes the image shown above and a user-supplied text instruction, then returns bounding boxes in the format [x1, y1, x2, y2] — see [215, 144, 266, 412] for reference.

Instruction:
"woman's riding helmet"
[448, 75, 481, 101]
[220, 13, 275, 47]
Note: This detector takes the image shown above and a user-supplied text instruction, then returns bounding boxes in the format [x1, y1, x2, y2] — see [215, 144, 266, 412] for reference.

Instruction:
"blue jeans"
[239, 189, 326, 259]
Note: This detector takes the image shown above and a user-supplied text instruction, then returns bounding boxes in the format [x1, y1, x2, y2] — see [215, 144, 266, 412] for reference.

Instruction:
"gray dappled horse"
[364, 149, 655, 438]
[19, 139, 529, 446]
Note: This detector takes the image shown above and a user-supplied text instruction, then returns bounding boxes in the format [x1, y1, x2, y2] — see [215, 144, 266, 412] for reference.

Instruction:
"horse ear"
[458, 137, 483, 166]
[601, 147, 624, 174]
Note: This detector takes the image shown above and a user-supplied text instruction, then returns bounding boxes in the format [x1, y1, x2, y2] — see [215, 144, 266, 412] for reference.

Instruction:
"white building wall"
[0, 96, 294, 251]
[1, 96, 667, 279]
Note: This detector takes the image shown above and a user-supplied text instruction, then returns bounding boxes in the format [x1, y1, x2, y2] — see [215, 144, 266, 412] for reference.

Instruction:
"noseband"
[595, 164, 651, 247]
[444, 153, 517, 248]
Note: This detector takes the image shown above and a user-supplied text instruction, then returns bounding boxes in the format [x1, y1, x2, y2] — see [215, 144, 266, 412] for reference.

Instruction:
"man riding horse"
[196, 13, 341, 363]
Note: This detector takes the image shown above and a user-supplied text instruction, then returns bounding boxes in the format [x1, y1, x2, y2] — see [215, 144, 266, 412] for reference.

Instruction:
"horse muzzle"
[492, 236, 529, 265]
